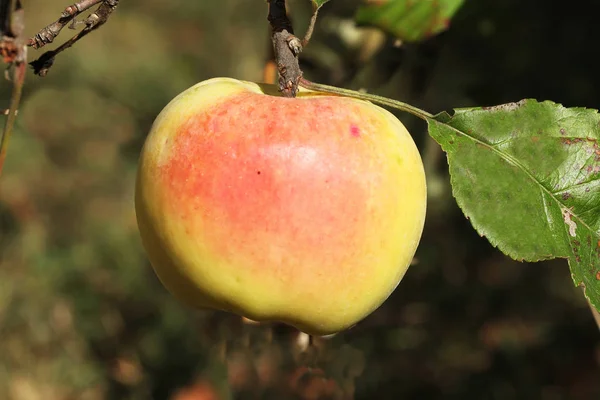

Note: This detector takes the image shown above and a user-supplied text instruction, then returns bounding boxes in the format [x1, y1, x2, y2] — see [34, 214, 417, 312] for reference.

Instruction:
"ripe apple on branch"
[133, 0, 430, 336]
[135, 77, 427, 336]
[3, 0, 599, 343]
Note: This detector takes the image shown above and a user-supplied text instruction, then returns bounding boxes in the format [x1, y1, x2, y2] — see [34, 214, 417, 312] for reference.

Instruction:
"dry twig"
[267, 0, 303, 97]
[0, 0, 26, 176]
[266, 0, 321, 97]
[28, 0, 119, 76]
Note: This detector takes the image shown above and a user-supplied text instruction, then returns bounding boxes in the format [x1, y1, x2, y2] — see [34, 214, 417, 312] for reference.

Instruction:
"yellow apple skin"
[135, 77, 427, 336]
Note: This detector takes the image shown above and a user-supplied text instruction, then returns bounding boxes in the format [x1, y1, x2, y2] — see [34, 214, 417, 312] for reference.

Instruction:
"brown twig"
[27, 0, 102, 49]
[267, 0, 303, 97]
[266, 0, 324, 97]
[28, 0, 119, 76]
[0, 0, 26, 177]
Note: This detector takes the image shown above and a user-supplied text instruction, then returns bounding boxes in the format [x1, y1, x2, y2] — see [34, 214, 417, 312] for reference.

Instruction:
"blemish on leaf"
[562, 137, 584, 146]
[575, 255, 581, 263]
[596, 271, 600, 280]
[560, 128, 566, 135]
[561, 208, 577, 237]
[562, 192, 571, 200]
[350, 124, 361, 138]
[482, 100, 525, 112]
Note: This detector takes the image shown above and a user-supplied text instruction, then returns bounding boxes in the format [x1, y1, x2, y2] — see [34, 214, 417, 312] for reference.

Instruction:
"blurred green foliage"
[0, 0, 599, 399]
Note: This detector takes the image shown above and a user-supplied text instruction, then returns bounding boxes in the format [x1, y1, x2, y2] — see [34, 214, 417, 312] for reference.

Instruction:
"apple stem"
[299, 78, 435, 121]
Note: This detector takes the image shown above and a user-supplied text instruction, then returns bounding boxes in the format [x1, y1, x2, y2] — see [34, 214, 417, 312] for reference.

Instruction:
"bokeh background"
[1, 0, 599, 399]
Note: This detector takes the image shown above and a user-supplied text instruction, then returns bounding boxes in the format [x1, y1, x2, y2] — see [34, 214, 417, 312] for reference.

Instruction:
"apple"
[135, 77, 427, 335]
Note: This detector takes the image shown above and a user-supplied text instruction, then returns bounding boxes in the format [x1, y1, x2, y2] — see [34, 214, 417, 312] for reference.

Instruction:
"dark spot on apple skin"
[257, 171, 261, 175]
[350, 124, 361, 138]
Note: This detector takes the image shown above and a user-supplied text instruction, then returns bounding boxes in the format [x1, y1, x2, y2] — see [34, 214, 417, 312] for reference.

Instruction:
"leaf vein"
[435, 119, 600, 241]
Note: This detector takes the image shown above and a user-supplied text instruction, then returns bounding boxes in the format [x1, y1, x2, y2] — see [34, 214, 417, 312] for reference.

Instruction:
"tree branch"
[27, 0, 103, 50]
[0, 0, 26, 177]
[267, 0, 302, 97]
[28, 0, 119, 77]
[0, 0, 25, 63]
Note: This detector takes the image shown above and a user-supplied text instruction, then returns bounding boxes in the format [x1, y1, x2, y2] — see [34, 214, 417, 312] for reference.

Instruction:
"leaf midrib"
[429, 118, 600, 242]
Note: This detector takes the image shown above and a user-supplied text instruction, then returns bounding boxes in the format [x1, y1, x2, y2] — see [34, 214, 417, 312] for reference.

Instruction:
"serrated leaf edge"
[427, 101, 600, 312]
[428, 101, 600, 246]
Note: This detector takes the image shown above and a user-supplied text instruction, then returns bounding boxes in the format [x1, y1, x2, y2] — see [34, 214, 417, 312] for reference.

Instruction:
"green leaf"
[355, 0, 464, 42]
[427, 100, 600, 312]
[311, 0, 331, 11]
